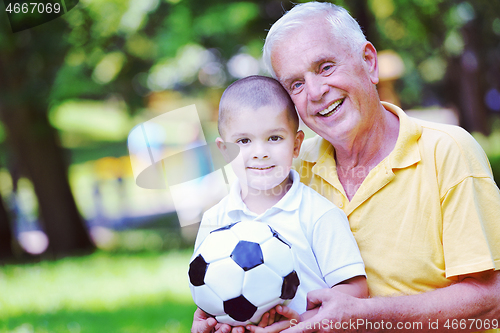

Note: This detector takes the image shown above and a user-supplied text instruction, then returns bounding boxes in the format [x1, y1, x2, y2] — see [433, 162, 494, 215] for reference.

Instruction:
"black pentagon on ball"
[224, 295, 258, 322]
[230, 241, 263, 271]
[268, 225, 291, 248]
[211, 222, 238, 233]
[281, 270, 300, 299]
[189, 254, 208, 286]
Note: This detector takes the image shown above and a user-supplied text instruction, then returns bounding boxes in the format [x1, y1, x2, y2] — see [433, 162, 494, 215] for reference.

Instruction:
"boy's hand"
[191, 308, 246, 333]
[245, 305, 300, 333]
[192, 308, 218, 333]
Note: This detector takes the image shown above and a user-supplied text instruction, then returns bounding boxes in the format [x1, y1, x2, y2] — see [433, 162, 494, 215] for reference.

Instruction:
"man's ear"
[362, 42, 379, 85]
[293, 130, 305, 158]
[216, 137, 231, 163]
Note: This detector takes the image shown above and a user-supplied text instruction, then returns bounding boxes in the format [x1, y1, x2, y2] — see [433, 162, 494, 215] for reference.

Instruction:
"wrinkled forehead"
[270, 23, 351, 82]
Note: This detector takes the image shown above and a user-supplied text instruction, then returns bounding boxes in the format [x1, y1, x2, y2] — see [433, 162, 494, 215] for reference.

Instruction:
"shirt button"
[338, 202, 344, 208]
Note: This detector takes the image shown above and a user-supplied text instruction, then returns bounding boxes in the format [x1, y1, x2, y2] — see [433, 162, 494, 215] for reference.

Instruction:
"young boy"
[192, 75, 367, 333]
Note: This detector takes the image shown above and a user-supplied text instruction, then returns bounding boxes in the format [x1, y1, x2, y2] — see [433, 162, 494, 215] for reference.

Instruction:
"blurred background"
[0, 0, 499, 332]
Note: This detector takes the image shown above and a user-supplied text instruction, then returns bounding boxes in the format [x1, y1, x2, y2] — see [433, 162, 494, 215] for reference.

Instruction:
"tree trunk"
[0, 19, 95, 259]
[0, 104, 95, 258]
[0, 194, 14, 260]
[453, 21, 489, 135]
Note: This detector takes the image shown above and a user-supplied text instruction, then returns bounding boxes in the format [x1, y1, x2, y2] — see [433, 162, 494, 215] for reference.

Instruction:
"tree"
[365, 0, 500, 134]
[0, 0, 283, 258]
[0, 195, 14, 260]
[0, 15, 94, 258]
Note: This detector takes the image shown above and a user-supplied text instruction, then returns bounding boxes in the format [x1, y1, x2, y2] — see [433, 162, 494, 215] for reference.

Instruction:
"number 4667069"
[444, 319, 499, 330]
[5, 2, 61, 14]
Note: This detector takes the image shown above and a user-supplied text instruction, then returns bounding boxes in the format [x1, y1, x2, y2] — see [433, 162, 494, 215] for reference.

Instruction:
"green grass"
[0, 250, 197, 333]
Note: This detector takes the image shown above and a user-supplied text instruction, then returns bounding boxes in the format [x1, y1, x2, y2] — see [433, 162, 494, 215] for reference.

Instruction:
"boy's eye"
[237, 138, 250, 144]
[269, 136, 282, 142]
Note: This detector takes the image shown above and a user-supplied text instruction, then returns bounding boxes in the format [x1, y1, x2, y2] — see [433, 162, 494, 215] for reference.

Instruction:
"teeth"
[319, 99, 344, 116]
[250, 166, 273, 170]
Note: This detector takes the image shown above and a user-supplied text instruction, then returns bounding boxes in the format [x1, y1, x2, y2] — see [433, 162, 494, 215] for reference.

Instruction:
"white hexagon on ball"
[260, 236, 294, 277]
[204, 257, 245, 301]
[242, 264, 283, 306]
[198, 229, 239, 262]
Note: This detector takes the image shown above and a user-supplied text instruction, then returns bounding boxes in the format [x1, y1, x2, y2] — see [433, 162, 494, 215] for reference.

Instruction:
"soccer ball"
[188, 221, 300, 326]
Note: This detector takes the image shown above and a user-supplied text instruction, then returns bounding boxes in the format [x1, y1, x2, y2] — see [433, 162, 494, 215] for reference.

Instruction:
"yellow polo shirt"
[294, 102, 500, 299]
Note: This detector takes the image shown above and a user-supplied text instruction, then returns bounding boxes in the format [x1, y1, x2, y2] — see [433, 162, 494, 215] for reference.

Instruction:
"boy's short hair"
[218, 75, 299, 138]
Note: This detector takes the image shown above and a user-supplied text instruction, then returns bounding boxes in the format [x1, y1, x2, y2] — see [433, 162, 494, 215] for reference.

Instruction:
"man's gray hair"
[263, 1, 367, 78]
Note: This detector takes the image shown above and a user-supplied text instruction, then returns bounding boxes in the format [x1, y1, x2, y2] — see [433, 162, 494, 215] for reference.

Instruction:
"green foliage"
[490, 155, 500, 186]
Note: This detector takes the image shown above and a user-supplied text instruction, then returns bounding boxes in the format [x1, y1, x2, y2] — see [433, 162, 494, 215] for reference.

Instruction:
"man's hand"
[191, 308, 246, 333]
[282, 271, 500, 333]
[282, 289, 362, 333]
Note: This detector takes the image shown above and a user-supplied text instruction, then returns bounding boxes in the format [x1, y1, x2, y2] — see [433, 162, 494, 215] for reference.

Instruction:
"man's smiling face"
[270, 19, 380, 146]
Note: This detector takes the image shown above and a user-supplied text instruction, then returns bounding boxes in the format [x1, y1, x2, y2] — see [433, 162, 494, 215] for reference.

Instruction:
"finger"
[193, 308, 210, 320]
[276, 305, 300, 321]
[258, 312, 270, 327]
[305, 289, 328, 310]
[268, 307, 276, 325]
[192, 320, 216, 333]
[231, 326, 245, 333]
[245, 324, 261, 333]
[192, 310, 217, 333]
[248, 320, 295, 333]
[206, 317, 217, 328]
[214, 323, 231, 333]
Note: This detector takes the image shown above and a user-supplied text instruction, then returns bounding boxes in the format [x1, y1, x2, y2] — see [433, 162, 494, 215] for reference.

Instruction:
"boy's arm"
[311, 208, 366, 294]
[330, 275, 368, 298]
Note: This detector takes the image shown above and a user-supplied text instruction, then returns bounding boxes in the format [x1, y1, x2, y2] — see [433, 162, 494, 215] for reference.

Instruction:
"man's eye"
[321, 64, 334, 73]
[237, 138, 250, 144]
[269, 136, 282, 142]
[291, 81, 303, 92]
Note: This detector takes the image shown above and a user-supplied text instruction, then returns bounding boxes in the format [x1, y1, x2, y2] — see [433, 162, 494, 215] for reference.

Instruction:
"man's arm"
[284, 270, 500, 333]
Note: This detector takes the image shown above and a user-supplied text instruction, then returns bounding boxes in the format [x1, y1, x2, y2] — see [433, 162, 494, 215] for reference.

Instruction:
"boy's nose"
[252, 152, 269, 159]
[252, 144, 269, 159]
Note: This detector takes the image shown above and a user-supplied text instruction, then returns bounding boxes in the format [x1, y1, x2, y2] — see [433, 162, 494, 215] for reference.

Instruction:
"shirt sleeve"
[442, 175, 500, 277]
[311, 207, 366, 287]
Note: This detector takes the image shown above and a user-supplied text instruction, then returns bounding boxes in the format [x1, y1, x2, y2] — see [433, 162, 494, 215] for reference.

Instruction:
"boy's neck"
[241, 174, 293, 215]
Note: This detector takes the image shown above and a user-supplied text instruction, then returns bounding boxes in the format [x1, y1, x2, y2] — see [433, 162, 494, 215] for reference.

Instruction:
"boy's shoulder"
[294, 180, 345, 217]
[202, 194, 232, 220]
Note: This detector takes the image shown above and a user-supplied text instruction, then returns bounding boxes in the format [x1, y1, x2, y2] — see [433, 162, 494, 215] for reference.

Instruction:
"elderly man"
[192, 2, 500, 333]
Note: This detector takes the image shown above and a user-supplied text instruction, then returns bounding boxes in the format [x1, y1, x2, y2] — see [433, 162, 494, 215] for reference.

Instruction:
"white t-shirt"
[194, 170, 366, 313]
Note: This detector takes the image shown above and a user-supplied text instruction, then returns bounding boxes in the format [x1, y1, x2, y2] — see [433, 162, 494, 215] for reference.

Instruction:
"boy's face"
[217, 105, 304, 194]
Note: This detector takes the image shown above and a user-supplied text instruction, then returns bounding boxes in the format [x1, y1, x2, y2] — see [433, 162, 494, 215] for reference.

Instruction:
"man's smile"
[318, 98, 345, 117]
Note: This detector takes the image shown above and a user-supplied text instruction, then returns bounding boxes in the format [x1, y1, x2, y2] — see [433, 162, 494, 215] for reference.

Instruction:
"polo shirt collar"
[225, 169, 302, 220]
[300, 135, 332, 164]
[382, 102, 422, 169]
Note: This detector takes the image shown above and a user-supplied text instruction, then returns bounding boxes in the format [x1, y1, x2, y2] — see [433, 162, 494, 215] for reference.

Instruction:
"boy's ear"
[216, 137, 231, 163]
[293, 130, 305, 158]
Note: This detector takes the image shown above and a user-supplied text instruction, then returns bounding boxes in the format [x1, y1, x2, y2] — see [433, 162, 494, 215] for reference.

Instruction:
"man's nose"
[306, 75, 329, 102]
